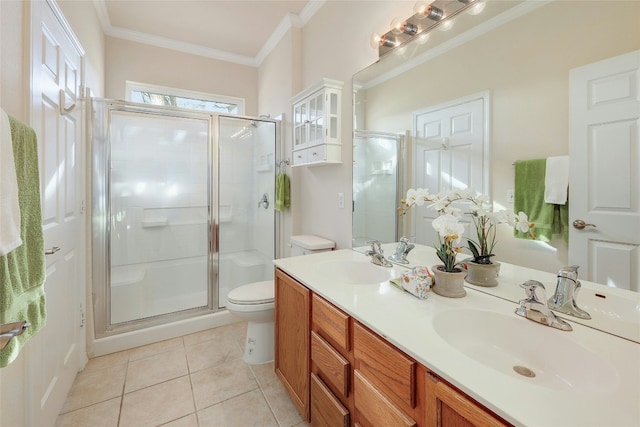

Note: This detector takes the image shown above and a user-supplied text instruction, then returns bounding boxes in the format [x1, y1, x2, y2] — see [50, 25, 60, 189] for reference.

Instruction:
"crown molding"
[92, 0, 325, 68]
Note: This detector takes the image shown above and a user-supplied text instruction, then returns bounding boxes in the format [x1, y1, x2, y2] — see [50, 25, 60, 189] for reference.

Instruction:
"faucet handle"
[367, 240, 382, 253]
[558, 265, 579, 281]
[519, 280, 546, 302]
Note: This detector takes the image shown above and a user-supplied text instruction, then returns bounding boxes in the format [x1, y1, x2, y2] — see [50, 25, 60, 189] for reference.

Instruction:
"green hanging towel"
[513, 159, 568, 243]
[1, 116, 46, 368]
[275, 173, 290, 212]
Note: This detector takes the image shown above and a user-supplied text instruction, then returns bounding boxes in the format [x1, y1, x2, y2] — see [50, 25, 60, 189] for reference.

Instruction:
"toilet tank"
[290, 235, 335, 256]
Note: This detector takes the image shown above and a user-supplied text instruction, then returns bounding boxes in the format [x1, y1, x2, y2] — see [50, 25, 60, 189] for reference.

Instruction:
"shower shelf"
[142, 218, 168, 228]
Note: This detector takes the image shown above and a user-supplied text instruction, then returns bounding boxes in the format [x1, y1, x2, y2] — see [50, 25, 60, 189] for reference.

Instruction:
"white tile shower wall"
[109, 114, 209, 267]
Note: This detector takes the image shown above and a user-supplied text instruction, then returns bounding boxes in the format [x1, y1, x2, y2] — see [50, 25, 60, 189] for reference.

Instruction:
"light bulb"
[439, 19, 454, 31]
[413, 1, 444, 21]
[413, 1, 428, 16]
[468, 1, 486, 15]
[415, 32, 430, 45]
[369, 32, 396, 49]
[390, 17, 418, 36]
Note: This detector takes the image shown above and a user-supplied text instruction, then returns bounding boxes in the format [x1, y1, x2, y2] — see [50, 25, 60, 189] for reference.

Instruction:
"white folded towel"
[544, 156, 570, 205]
[0, 108, 22, 256]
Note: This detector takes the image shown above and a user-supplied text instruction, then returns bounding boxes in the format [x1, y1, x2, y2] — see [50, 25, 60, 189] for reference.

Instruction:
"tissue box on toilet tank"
[401, 266, 433, 300]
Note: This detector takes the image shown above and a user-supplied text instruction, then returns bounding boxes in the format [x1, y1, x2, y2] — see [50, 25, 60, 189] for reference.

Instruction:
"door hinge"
[80, 199, 85, 214]
[80, 306, 85, 328]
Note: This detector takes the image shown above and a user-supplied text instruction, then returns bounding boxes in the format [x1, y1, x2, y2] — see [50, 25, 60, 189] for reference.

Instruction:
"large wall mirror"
[352, 0, 639, 291]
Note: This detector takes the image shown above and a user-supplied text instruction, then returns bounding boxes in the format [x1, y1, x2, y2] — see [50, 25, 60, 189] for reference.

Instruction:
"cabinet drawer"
[311, 331, 350, 397]
[312, 294, 350, 351]
[354, 370, 416, 427]
[354, 323, 415, 409]
[311, 373, 349, 427]
[293, 148, 308, 166]
[308, 144, 326, 162]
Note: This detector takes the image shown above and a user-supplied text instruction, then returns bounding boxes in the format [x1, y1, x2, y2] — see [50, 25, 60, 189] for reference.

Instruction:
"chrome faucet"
[515, 280, 572, 331]
[388, 236, 415, 264]
[548, 265, 591, 319]
[365, 240, 392, 267]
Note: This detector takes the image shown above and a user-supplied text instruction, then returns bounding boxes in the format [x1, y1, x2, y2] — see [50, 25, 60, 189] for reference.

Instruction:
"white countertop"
[274, 247, 640, 427]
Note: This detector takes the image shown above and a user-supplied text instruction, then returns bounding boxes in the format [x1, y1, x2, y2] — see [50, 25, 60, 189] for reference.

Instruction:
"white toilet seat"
[227, 280, 274, 305]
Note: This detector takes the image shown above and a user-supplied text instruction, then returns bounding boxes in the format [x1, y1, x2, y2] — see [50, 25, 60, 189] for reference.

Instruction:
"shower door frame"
[92, 99, 218, 338]
[92, 99, 281, 339]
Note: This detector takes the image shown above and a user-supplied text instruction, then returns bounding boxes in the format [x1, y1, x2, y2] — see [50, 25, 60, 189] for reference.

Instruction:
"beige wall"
[0, 0, 27, 121]
[105, 37, 258, 115]
[355, 1, 640, 271]
[257, 28, 302, 256]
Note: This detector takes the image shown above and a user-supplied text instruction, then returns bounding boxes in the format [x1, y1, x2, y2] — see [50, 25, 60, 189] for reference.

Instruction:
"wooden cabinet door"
[275, 268, 310, 420]
[425, 372, 508, 427]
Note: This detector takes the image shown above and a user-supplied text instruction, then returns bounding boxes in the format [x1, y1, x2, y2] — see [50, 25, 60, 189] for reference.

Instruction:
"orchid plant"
[399, 187, 533, 269]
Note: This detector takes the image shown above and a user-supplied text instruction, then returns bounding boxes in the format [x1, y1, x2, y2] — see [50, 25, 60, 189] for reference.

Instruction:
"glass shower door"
[108, 108, 212, 324]
[352, 130, 404, 247]
[216, 116, 277, 308]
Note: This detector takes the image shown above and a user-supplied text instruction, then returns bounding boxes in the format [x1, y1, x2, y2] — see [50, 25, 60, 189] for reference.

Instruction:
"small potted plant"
[430, 213, 467, 297]
[400, 187, 533, 288]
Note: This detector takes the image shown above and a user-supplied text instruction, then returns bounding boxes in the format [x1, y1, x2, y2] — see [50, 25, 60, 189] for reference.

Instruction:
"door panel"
[569, 50, 640, 291]
[28, 1, 85, 424]
[412, 95, 488, 245]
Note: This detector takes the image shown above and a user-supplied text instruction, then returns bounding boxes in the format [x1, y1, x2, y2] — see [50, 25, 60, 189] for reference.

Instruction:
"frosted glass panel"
[217, 116, 276, 309]
[352, 131, 402, 246]
[109, 111, 210, 323]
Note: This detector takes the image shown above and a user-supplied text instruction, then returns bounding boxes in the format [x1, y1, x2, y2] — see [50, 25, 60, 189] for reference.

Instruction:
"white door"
[28, 1, 86, 424]
[412, 94, 489, 245]
[569, 50, 640, 292]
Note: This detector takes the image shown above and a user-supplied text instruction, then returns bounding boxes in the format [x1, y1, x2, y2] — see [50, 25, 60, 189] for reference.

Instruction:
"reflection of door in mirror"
[352, 130, 404, 247]
[412, 93, 489, 245]
[569, 50, 640, 292]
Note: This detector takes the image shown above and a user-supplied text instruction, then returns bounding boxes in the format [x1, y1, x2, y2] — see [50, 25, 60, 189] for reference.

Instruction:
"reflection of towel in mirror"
[0, 109, 22, 256]
[275, 173, 290, 212]
[0, 116, 46, 368]
[514, 159, 568, 243]
[544, 156, 570, 204]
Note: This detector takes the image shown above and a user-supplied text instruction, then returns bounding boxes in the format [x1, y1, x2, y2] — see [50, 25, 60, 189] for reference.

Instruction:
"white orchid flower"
[474, 205, 492, 218]
[475, 193, 490, 204]
[452, 188, 470, 200]
[432, 214, 465, 244]
[514, 211, 531, 233]
[405, 188, 430, 206]
[443, 205, 462, 218]
[488, 210, 508, 225]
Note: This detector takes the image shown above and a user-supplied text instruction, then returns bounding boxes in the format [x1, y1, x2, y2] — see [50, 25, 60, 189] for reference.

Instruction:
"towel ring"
[278, 159, 290, 172]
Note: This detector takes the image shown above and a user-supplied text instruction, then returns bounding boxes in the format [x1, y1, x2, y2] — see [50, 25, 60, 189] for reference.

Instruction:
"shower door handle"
[258, 193, 269, 209]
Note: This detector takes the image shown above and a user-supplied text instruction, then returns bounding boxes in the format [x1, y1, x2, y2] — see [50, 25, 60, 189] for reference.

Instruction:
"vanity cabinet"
[424, 371, 509, 427]
[291, 78, 343, 167]
[275, 268, 310, 420]
[275, 268, 509, 427]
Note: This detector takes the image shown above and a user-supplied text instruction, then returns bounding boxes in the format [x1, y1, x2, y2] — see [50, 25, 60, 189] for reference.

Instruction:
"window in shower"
[126, 81, 244, 114]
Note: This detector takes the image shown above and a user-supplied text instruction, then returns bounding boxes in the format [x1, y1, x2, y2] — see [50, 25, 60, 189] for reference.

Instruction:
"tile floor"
[55, 322, 308, 427]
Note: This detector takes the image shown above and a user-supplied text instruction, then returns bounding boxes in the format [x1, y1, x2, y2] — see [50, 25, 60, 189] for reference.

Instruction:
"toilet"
[226, 235, 335, 364]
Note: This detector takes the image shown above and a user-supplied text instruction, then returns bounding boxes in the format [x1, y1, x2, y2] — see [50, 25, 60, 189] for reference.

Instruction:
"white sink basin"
[315, 260, 394, 285]
[432, 309, 620, 393]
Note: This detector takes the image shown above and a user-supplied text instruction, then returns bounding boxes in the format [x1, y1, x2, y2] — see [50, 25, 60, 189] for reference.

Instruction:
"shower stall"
[91, 99, 278, 346]
[352, 130, 404, 247]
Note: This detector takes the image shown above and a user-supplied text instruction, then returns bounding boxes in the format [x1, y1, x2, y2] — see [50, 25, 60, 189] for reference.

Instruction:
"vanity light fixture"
[372, 0, 483, 58]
